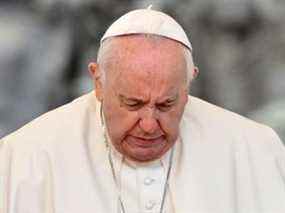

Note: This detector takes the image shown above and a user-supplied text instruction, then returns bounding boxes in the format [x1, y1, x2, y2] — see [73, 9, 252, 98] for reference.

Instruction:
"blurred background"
[0, 0, 284, 142]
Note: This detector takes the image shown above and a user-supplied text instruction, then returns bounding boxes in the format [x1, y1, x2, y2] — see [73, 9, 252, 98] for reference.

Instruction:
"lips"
[125, 135, 165, 148]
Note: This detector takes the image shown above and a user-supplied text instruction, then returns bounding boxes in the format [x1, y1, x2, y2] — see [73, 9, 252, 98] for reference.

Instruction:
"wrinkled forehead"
[99, 35, 189, 90]
[98, 34, 187, 68]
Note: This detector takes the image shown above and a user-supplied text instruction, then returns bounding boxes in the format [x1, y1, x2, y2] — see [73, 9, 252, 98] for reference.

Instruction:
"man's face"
[93, 36, 190, 162]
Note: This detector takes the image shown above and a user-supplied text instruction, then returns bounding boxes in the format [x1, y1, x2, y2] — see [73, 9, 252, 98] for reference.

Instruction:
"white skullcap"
[101, 7, 193, 51]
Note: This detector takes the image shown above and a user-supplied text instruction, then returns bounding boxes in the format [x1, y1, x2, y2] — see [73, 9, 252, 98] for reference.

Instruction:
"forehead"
[103, 35, 188, 98]
[102, 35, 186, 68]
[107, 35, 184, 58]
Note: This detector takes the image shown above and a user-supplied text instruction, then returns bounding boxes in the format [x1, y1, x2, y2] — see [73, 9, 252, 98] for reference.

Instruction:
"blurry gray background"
[0, 0, 284, 142]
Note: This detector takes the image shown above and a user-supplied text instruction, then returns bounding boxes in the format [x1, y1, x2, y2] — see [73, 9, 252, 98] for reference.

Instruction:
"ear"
[88, 62, 104, 102]
[192, 66, 199, 80]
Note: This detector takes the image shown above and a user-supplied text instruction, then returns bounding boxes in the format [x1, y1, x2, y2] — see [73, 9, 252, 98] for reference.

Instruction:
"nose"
[138, 109, 159, 134]
[139, 117, 159, 134]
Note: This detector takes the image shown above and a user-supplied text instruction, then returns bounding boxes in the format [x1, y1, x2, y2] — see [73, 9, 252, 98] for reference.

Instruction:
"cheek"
[159, 102, 186, 139]
[159, 111, 182, 138]
[103, 100, 138, 141]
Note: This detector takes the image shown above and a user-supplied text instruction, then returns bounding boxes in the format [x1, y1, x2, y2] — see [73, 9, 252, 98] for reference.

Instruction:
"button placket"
[138, 163, 165, 213]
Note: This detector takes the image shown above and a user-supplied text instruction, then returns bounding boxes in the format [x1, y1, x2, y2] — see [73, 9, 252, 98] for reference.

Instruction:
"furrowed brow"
[158, 94, 179, 104]
[118, 94, 145, 103]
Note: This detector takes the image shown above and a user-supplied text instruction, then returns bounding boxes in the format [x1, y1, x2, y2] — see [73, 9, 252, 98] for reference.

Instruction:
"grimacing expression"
[90, 35, 192, 162]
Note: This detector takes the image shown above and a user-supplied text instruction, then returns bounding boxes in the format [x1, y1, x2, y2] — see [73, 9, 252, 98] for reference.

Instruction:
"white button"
[145, 200, 156, 210]
[144, 177, 154, 185]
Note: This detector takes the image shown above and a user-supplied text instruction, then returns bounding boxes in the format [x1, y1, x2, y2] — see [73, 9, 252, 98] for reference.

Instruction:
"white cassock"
[1, 91, 285, 213]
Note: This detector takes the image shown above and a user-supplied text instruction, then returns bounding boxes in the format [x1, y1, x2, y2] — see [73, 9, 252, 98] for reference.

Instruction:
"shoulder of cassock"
[179, 95, 285, 182]
[1, 92, 285, 211]
[183, 95, 285, 153]
[0, 91, 102, 155]
[0, 91, 105, 212]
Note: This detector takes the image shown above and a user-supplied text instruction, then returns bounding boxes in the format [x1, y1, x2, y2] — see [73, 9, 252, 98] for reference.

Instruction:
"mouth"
[125, 135, 165, 148]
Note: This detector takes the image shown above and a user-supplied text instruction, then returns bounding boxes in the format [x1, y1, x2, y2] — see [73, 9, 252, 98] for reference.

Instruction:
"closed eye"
[119, 95, 144, 111]
[156, 100, 176, 112]
[124, 101, 144, 111]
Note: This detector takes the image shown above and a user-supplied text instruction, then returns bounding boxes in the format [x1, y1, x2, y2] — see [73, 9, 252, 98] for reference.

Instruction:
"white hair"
[97, 35, 195, 85]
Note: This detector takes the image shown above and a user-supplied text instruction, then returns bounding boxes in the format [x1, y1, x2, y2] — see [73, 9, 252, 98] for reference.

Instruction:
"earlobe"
[88, 62, 104, 102]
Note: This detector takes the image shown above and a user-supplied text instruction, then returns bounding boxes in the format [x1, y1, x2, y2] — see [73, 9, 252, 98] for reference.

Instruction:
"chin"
[123, 145, 170, 163]
[118, 136, 175, 162]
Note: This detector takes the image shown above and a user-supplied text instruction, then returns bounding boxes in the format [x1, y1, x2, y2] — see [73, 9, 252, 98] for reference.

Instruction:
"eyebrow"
[118, 93, 179, 104]
[118, 94, 145, 103]
[157, 94, 179, 104]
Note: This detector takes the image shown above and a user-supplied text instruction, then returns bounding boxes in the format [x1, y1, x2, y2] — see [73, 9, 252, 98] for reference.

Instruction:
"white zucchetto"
[101, 7, 193, 51]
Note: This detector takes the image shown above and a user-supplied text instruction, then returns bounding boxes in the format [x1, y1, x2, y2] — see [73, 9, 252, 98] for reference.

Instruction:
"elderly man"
[1, 8, 285, 213]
